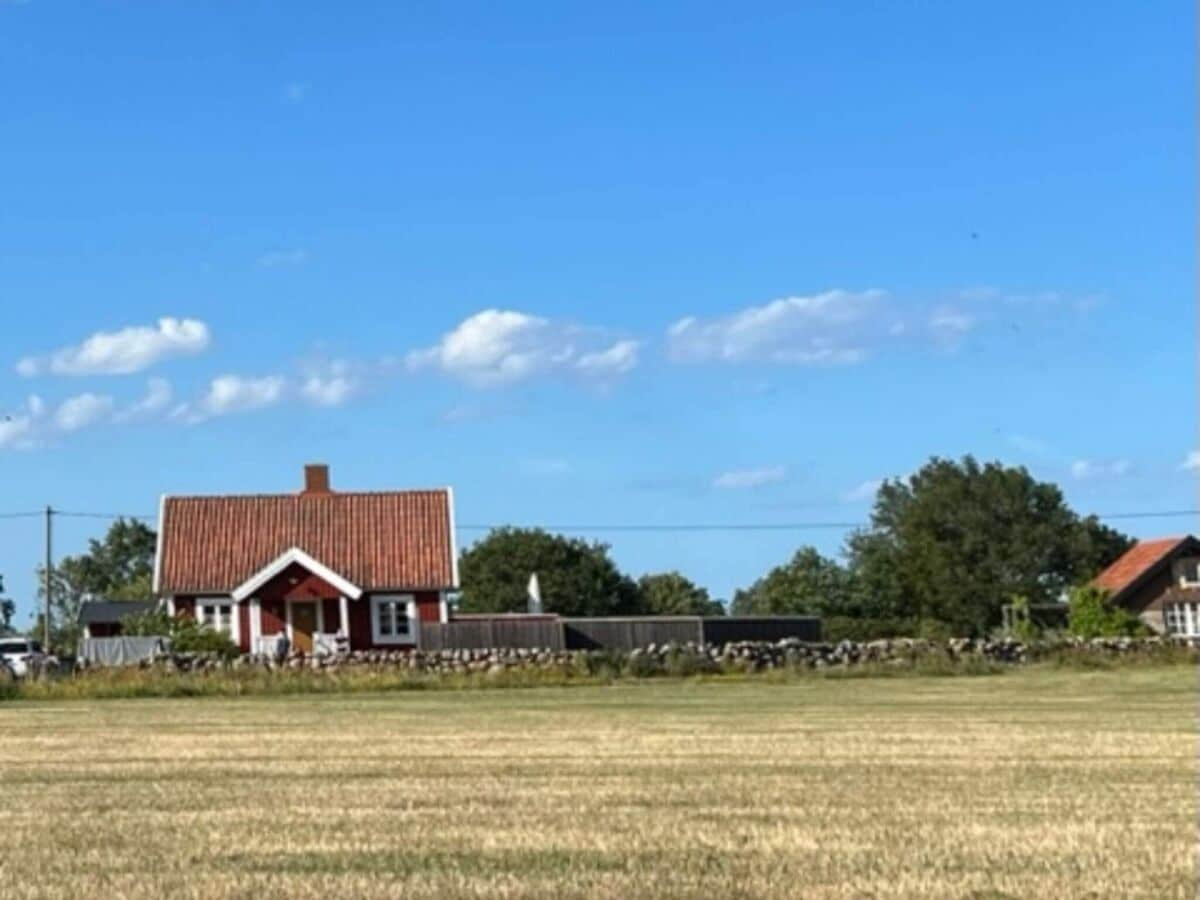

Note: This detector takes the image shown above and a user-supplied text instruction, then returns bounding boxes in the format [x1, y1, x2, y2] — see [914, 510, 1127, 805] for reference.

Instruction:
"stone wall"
[130, 636, 1198, 675]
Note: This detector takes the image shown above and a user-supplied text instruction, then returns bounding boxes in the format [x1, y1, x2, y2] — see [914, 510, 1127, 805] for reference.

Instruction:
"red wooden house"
[153, 464, 458, 655]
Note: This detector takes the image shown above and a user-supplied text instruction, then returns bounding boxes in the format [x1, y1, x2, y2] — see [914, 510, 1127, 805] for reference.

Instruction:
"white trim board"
[230, 547, 362, 602]
[151, 494, 167, 595]
[446, 486, 460, 590]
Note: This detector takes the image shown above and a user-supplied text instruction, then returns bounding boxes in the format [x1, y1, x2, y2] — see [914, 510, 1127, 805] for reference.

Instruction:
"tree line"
[9, 456, 1135, 649]
[459, 456, 1132, 636]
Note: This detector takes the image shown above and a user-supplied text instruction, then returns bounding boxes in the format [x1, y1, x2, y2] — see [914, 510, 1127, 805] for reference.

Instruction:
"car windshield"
[0, 641, 30, 655]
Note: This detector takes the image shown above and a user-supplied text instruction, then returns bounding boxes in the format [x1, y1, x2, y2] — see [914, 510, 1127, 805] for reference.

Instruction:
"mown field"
[0, 667, 1194, 899]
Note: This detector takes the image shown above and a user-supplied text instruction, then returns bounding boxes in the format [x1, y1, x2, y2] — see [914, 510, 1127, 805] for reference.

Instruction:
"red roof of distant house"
[1091, 537, 1191, 599]
[155, 470, 456, 594]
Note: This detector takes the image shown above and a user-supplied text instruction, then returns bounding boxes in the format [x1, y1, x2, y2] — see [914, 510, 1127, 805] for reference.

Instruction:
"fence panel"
[419, 619, 564, 652]
[420, 616, 822, 652]
[701, 617, 822, 645]
[564, 617, 704, 651]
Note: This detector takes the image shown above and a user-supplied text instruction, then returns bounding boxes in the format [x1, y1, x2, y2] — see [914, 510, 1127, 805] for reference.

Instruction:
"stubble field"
[0, 666, 1193, 899]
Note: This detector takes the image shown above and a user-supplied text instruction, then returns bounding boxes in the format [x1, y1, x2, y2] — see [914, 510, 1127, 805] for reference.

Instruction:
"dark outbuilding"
[78, 600, 158, 639]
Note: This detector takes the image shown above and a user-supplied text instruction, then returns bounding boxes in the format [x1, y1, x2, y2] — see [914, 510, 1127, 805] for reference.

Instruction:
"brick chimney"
[302, 463, 331, 495]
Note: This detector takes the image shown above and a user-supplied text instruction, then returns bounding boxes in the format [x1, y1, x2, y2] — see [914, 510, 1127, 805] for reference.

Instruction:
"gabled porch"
[231, 547, 362, 655]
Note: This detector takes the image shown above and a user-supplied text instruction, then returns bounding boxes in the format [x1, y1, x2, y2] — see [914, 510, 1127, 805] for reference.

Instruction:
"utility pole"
[43, 505, 53, 650]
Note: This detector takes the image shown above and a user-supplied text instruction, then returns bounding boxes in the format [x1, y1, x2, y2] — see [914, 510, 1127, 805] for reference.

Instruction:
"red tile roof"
[156, 490, 456, 594]
[1091, 537, 1189, 598]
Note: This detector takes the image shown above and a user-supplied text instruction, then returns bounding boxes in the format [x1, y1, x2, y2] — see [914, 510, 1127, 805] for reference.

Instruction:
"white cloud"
[668, 290, 887, 365]
[113, 378, 173, 423]
[844, 479, 883, 502]
[407, 309, 637, 387]
[713, 465, 787, 490]
[1180, 451, 1200, 472]
[203, 374, 286, 415]
[257, 248, 308, 268]
[17, 317, 210, 376]
[928, 308, 975, 343]
[53, 393, 115, 432]
[576, 340, 640, 376]
[176, 375, 287, 422]
[1070, 458, 1132, 481]
[300, 361, 358, 407]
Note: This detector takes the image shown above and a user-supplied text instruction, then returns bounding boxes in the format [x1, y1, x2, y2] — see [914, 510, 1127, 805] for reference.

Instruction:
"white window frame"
[195, 597, 240, 645]
[370, 594, 417, 645]
[1165, 603, 1200, 637]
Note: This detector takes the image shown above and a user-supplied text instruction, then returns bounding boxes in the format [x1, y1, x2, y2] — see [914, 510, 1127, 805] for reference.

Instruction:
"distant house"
[153, 464, 458, 655]
[78, 600, 157, 639]
[1091, 535, 1200, 636]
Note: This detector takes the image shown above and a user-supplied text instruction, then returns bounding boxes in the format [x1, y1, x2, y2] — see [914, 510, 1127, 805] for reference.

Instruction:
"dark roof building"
[78, 600, 158, 638]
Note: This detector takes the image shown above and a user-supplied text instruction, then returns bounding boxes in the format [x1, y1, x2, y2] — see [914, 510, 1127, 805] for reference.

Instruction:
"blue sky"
[0, 2, 1194, 625]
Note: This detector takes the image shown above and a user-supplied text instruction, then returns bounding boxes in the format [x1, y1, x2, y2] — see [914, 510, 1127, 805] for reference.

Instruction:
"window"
[197, 601, 238, 641]
[371, 594, 415, 645]
[1165, 603, 1199, 637]
[1178, 558, 1200, 587]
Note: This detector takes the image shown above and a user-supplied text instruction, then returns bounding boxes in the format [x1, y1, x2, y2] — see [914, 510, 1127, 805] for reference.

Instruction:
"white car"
[0, 638, 49, 679]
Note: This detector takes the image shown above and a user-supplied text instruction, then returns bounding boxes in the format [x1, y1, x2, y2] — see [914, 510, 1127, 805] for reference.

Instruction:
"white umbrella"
[527, 573, 543, 614]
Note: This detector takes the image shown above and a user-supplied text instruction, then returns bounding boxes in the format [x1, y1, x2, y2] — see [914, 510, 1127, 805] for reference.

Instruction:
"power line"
[54, 511, 155, 521]
[456, 521, 864, 532]
[0, 508, 1196, 533]
[457, 509, 1200, 533]
[1094, 510, 1200, 521]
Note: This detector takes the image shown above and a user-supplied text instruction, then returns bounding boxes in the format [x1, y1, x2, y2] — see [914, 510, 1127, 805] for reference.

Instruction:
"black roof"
[77, 600, 157, 625]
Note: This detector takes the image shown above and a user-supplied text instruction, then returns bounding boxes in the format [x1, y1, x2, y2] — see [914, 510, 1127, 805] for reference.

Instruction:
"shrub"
[915, 619, 956, 641]
[119, 609, 239, 659]
[624, 652, 663, 678]
[664, 648, 717, 677]
[1066, 586, 1149, 638]
[1004, 594, 1043, 642]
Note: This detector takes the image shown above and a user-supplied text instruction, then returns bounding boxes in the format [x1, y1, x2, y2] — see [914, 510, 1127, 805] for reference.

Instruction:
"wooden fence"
[564, 617, 704, 651]
[418, 615, 821, 652]
[419, 618, 566, 652]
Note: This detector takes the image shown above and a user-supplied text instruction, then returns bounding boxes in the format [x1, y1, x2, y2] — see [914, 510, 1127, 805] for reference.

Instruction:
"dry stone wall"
[134, 636, 1197, 675]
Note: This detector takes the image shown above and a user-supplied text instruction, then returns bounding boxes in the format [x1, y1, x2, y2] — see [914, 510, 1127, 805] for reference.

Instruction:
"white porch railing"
[251, 633, 348, 657]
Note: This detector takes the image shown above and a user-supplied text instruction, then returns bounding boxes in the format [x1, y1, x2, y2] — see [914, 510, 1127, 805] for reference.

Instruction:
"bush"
[915, 619, 956, 641]
[624, 652, 663, 678]
[664, 647, 718, 677]
[1066, 586, 1149, 638]
[1004, 594, 1043, 642]
[119, 609, 239, 659]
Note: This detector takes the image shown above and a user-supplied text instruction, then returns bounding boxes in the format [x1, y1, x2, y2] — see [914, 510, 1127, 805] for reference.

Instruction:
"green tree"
[730, 547, 857, 616]
[458, 527, 642, 617]
[1066, 585, 1147, 638]
[637, 572, 724, 616]
[35, 518, 157, 653]
[845, 456, 1133, 636]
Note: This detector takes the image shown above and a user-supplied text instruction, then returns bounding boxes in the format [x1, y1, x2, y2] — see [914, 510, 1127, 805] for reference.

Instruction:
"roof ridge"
[165, 488, 450, 501]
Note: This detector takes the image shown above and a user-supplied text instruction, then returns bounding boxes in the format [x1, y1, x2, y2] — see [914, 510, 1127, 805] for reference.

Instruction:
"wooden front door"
[291, 602, 317, 654]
